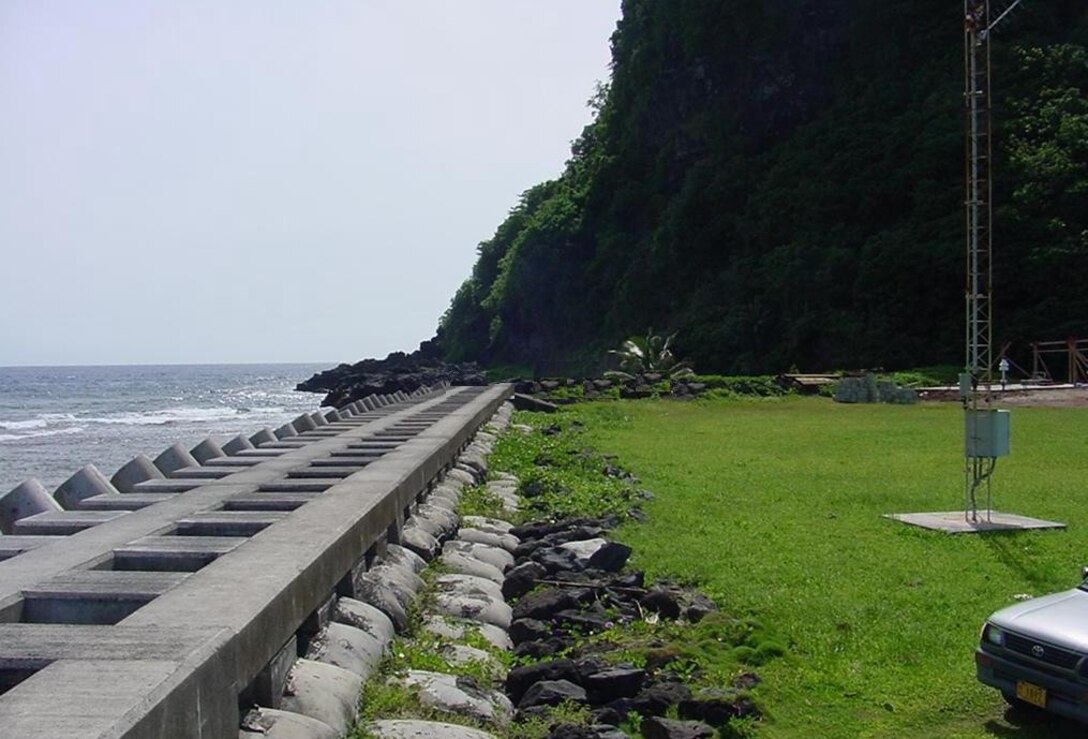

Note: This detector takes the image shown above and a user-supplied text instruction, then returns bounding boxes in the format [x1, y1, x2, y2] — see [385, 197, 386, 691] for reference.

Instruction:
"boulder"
[239, 707, 339, 739]
[366, 720, 499, 739]
[640, 717, 715, 739]
[518, 679, 587, 709]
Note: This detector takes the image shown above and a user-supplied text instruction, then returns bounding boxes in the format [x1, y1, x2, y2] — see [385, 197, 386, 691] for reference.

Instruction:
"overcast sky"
[0, 1, 621, 366]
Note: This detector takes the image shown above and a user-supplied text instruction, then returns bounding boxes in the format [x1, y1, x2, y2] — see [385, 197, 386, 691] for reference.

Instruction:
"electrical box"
[965, 409, 1011, 458]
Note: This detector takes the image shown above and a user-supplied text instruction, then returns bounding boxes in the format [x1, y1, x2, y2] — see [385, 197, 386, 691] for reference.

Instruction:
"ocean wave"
[0, 426, 85, 442]
[83, 406, 289, 427]
[0, 413, 78, 431]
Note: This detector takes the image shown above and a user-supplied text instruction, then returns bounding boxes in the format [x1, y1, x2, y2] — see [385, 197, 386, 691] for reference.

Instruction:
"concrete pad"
[129, 479, 202, 493]
[22, 571, 189, 625]
[79, 493, 179, 511]
[175, 511, 288, 537]
[113, 535, 246, 571]
[223, 493, 319, 511]
[884, 510, 1067, 533]
[0, 536, 59, 562]
[281, 659, 362, 735]
[397, 671, 513, 725]
[258, 480, 340, 493]
[13, 510, 126, 536]
[240, 707, 339, 739]
[367, 719, 500, 739]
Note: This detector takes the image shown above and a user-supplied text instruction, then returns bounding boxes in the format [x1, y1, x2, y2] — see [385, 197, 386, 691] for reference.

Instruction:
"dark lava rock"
[514, 637, 572, 659]
[509, 618, 552, 645]
[685, 594, 718, 623]
[512, 588, 579, 621]
[532, 547, 585, 575]
[503, 561, 547, 600]
[554, 609, 612, 634]
[506, 659, 580, 703]
[613, 571, 645, 589]
[511, 517, 613, 541]
[296, 351, 485, 407]
[585, 667, 647, 705]
[546, 725, 630, 739]
[733, 672, 762, 690]
[518, 679, 588, 709]
[640, 717, 715, 739]
[640, 589, 682, 620]
[513, 394, 558, 413]
[588, 542, 632, 573]
[630, 680, 693, 716]
[590, 706, 626, 726]
[678, 688, 760, 726]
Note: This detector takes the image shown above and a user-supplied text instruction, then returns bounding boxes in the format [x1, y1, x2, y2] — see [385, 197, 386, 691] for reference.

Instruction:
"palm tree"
[606, 330, 693, 380]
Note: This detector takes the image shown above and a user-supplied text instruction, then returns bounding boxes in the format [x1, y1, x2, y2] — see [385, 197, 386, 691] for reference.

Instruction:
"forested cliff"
[435, 0, 1088, 375]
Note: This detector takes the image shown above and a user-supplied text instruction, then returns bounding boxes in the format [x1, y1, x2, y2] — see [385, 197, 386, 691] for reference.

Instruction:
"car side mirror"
[1081, 565, 1088, 580]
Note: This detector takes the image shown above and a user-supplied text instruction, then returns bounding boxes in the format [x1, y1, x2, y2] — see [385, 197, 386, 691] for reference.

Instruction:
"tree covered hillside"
[437, 0, 1088, 375]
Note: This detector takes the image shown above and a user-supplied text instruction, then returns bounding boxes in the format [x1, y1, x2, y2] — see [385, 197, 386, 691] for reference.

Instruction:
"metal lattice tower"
[962, 0, 1022, 522]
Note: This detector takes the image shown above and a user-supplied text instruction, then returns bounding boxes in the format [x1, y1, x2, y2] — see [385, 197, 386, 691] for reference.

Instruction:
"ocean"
[0, 363, 329, 493]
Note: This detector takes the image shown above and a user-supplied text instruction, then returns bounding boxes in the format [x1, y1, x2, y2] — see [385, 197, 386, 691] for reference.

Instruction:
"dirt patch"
[919, 387, 1088, 408]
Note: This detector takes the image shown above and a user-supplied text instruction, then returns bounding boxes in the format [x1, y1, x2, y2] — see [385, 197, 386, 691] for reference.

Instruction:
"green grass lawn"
[570, 396, 1088, 738]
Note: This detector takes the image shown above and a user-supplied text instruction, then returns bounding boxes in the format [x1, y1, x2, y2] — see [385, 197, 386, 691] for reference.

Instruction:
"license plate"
[1016, 680, 1047, 708]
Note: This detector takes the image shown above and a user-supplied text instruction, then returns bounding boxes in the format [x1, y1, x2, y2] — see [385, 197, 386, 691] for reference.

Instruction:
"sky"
[0, 1, 621, 366]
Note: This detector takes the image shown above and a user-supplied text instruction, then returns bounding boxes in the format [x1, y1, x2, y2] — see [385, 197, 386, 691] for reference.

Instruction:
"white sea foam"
[82, 406, 288, 427]
[0, 413, 79, 431]
[0, 426, 85, 442]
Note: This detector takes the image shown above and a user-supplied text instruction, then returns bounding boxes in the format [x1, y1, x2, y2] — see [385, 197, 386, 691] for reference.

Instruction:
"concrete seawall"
[0, 383, 513, 738]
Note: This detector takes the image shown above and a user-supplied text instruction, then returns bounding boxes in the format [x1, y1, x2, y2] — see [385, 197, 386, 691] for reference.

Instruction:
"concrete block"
[438, 549, 504, 585]
[240, 707, 338, 739]
[153, 443, 200, 476]
[190, 438, 226, 465]
[79, 493, 178, 511]
[274, 423, 299, 440]
[307, 621, 386, 681]
[110, 454, 165, 493]
[292, 414, 317, 433]
[310, 412, 329, 428]
[21, 570, 189, 624]
[0, 480, 64, 534]
[398, 671, 513, 725]
[323, 410, 341, 423]
[420, 616, 512, 652]
[281, 659, 362, 735]
[222, 434, 256, 455]
[175, 511, 288, 537]
[333, 598, 396, 647]
[113, 535, 246, 571]
[0, 535, 59, 562]
[53, 464, 119, 510]
[367, 720, 501, 739]
[13, 510, 126, 536]
[247, 634, 298, 710]
[250, 428, 278, 446]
